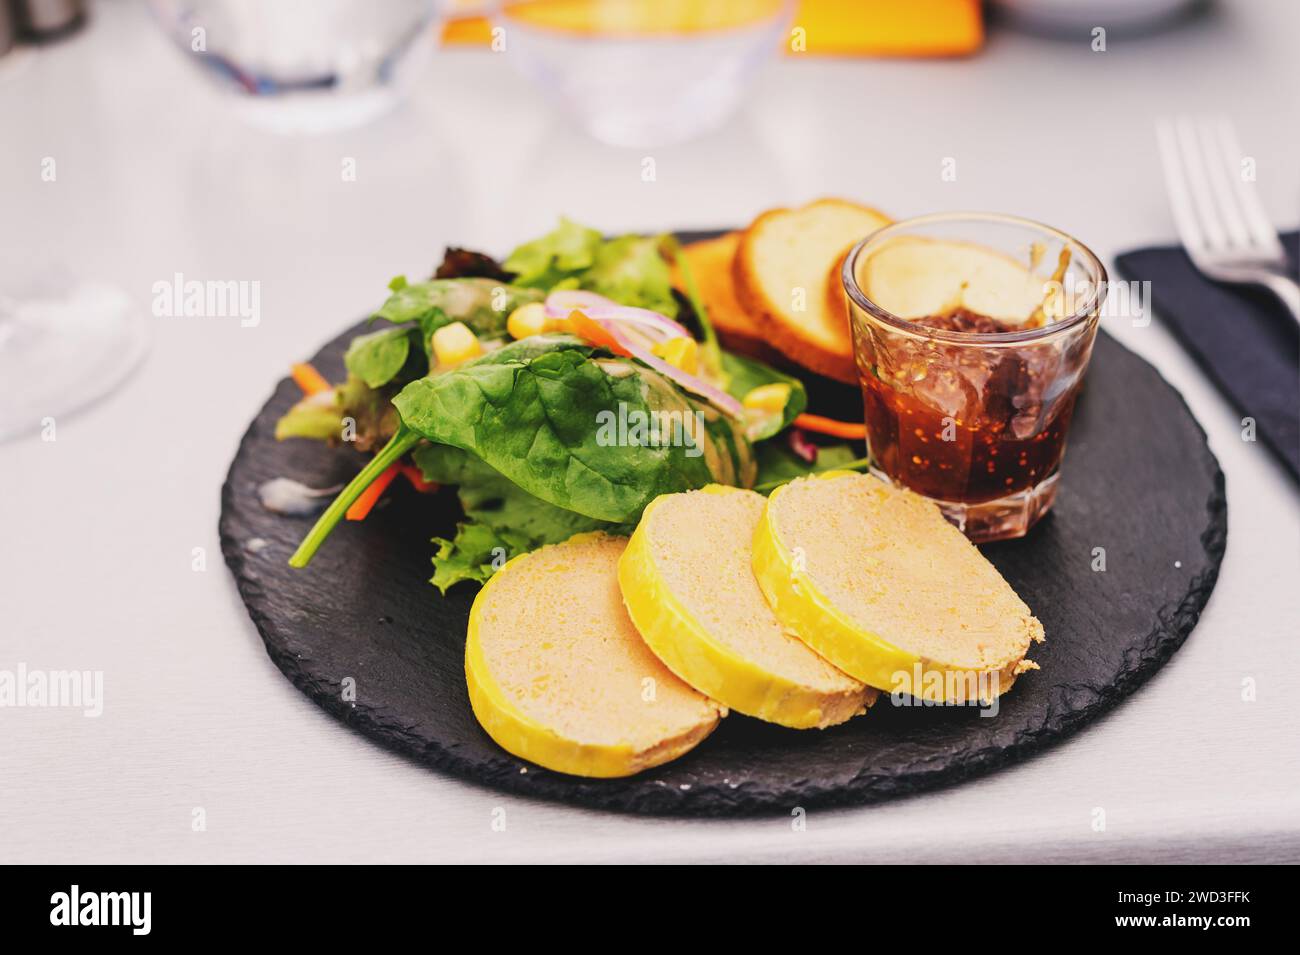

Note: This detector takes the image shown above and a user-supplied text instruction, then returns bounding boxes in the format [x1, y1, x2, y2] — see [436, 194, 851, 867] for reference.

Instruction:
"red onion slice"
[786, 427, 819, 463]
[574, 310, 744, 418]
[544, 291, 742, 418]
[543, 290, 692, 342]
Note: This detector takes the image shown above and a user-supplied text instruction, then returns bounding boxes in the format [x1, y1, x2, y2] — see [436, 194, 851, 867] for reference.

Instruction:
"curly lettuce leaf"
[581, 234, 678, 317]
[503, 218, 603, 289]
[412, 444, 627, 592]
[503, 220, 679, 317]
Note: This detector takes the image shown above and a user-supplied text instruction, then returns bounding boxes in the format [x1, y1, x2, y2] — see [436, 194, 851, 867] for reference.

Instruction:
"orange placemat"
[442, 0, 983, 57]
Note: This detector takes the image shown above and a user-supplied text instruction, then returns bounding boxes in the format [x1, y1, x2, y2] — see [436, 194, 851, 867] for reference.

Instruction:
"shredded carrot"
[291, 362, 332, 396]
[566, 309, 631, 357]
[794, 413, 868, 440]
[345, 461, 402, 521]
[400, 464, 439, 493]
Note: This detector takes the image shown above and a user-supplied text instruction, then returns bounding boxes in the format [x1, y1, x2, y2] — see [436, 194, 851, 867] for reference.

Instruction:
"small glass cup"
[841, 212, 1107, 542]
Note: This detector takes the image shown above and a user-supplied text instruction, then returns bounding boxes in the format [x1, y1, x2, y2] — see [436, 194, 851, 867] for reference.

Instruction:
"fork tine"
[1173, 116, 1229, 251]
[1156, 119, 1207, 256]
[1213, 117, 1287, 260]
[1196, 117, 1252, 249]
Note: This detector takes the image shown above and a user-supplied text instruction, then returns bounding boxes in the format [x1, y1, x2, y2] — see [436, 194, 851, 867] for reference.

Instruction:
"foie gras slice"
[753, 472, 1043, 702]
[620, 486, 875, 729]
[466, 532, 722, 777]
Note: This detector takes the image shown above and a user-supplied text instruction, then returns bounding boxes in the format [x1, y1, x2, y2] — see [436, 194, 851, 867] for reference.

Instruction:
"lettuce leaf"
[503, 220, 679, 317]
[581, 235, 678, 318]
[412, 444, 628, 592]
[503, 218, 603, 289]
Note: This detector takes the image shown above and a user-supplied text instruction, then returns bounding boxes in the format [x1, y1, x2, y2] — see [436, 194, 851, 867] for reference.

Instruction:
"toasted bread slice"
[672, 234, 759, 347]
[466, 532, 721, 777]
[823, 245, 855, 340]
[733, 199, 891, 383]
[620, 486, 875, 729]
[752, 472, 1043, 702]
[672, 233, 786, 366]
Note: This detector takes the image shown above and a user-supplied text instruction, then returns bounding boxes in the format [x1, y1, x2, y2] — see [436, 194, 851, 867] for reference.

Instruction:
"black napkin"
[1115, 232, 1300, 483]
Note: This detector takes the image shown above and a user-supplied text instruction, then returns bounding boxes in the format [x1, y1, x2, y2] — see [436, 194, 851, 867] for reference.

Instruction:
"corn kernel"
[743, 382, 792, 412]
[651, 337, 699, 375]
[432, 321, 482, 368]
[507, 302, 550, 340]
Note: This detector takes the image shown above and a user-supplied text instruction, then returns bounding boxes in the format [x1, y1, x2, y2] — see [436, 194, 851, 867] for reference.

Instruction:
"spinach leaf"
[344, 326, 415, 388]
[754, 440, 859, 489]
[392, 335, 752, 523]
[290, 424, 422, 568]
[720, 351, 808, 440]
[410, 440, 499, 487]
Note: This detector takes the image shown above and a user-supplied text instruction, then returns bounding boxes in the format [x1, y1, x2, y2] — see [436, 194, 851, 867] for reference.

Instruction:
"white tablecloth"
[1, 0, 1297, 863]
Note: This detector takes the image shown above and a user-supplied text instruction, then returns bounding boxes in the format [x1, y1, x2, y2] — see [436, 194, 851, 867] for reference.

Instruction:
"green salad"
[276, 218, 865, 592]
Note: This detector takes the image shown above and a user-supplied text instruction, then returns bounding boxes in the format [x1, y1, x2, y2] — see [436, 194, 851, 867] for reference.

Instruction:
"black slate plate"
[220, 236, 1226, 815]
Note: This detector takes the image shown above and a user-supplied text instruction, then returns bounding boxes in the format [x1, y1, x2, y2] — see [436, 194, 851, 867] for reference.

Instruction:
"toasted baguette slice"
[823, 245, 855, 340]
[753, 473, 1044, 702]
[733, 198, 891, 383]
[672, 233, 784, 365]
[620, 486, 875, 729]
[466, 532, 721, 777]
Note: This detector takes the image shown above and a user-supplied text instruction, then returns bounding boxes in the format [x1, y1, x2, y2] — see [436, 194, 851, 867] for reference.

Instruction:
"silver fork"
[1156, 116, 1300, 327]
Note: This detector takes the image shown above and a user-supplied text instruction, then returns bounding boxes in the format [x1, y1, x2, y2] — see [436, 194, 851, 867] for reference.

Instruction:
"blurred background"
[2, 0, 1294, 437]
[1, 0, 1298, 863]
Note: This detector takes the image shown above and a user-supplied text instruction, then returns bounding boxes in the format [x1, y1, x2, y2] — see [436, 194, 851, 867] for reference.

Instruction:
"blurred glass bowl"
[148, 0, 441, 133]
[991, 0, 1199, 34]
[497, 0, 793, 147]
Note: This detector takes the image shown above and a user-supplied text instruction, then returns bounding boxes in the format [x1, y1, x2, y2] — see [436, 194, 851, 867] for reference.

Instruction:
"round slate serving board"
[220, 237, 1226, 816]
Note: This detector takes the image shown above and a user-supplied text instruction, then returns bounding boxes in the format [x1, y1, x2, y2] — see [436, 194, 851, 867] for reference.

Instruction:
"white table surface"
[2, 0, 1298, 864]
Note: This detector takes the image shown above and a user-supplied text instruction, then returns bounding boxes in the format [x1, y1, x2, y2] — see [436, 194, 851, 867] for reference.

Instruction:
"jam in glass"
[842, 214, 1106, 542]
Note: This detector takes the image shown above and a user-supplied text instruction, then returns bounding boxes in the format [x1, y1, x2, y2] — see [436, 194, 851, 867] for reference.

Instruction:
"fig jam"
[859, 310, 1089, 505]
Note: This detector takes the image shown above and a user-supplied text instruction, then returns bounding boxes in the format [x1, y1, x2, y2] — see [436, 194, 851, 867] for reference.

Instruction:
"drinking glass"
[148, 0, 441, 133]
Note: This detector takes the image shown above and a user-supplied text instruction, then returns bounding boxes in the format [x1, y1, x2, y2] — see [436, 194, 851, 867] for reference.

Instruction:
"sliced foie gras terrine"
[752, 472, 1044, 703]
[466, 532, 722, 778]
[620, 486, 875, 729]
